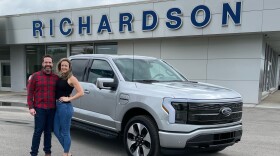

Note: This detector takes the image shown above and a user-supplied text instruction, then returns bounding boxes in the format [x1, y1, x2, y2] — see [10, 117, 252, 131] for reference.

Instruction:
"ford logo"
[220, 107, 232, 117]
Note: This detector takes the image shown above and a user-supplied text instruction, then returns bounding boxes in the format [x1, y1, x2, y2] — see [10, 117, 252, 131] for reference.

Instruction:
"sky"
[0, 0, 146, 16]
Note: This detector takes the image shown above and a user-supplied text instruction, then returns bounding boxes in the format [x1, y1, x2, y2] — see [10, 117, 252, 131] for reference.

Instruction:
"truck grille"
[187, 101, 243, 125]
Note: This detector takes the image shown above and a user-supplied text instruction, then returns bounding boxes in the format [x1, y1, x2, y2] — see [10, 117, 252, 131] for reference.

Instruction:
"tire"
[123, 115, 160, 156]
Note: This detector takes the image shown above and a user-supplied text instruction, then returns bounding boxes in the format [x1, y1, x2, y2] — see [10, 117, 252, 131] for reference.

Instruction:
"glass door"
[0, 61, 11, 91]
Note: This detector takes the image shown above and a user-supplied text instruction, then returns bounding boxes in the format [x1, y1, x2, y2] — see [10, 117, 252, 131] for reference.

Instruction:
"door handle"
[84, 90, 90, 94]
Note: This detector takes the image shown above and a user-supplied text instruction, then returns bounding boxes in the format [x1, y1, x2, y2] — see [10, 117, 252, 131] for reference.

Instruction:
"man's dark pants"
[30, 108, 55, 156]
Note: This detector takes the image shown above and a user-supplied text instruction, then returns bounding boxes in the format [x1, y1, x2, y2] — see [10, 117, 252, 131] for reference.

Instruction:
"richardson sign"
[32, 2, 242, 38]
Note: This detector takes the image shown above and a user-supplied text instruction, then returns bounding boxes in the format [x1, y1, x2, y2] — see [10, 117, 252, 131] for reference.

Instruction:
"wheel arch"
[121, 108, 159, 133]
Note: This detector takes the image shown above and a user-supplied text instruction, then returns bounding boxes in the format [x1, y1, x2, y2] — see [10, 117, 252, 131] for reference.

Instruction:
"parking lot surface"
[0, 105, 280, 156]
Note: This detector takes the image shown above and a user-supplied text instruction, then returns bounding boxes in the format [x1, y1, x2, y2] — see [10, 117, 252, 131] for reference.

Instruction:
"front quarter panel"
[115, 83, 167, 131]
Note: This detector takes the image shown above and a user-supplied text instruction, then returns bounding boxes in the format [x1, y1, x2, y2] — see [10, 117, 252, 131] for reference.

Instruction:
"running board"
[71, 120, 119, 139]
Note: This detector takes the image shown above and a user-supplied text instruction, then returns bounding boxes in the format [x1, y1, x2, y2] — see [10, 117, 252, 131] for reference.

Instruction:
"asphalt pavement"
[0, 91, 280, 156]
[0, 106, 126, 156]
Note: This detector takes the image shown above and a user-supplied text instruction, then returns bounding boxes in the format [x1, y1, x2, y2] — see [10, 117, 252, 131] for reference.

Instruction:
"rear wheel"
[123, 115, 160, 156]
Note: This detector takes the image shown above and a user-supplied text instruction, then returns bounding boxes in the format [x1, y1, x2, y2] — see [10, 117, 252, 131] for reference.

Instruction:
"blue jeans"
[30, 108, 55, 156]
[53, 101, 74, 153]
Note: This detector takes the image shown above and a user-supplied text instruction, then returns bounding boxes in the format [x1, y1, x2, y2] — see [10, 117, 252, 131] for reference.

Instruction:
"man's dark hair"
[42, 55, 53, 63]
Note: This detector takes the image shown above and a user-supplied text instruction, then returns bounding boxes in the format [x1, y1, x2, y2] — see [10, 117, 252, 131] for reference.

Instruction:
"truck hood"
[135, 81, 241, 100]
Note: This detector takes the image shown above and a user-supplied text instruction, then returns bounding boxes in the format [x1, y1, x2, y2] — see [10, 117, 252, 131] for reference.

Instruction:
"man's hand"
[29, 108, 36, 116]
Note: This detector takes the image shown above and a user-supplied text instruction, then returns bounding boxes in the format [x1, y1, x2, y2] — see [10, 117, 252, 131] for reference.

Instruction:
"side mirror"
[96, 78, 118, 90]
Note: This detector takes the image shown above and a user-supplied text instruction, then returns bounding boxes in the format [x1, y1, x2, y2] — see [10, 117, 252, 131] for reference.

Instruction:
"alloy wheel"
[126, 123, 151, 156]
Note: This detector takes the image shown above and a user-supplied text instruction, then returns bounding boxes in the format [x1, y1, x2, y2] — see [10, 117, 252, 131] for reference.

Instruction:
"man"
[27, 55, 59, 156]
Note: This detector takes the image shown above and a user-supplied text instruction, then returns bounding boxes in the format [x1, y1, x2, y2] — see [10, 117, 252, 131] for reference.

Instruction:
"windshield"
[113, 58, 187, 82]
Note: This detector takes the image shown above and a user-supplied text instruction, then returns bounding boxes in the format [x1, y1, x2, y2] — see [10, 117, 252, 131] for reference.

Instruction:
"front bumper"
[159, 124, 242, 149]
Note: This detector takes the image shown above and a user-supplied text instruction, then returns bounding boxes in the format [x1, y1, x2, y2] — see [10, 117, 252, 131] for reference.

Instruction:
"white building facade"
[0, 0, 279, 104]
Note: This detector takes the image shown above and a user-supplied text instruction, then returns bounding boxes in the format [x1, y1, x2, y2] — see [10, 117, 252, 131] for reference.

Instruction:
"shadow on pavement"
[70, 127, 232, 156]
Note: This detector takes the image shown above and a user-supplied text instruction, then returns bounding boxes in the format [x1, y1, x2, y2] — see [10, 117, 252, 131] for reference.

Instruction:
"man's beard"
[43, 65, 52, 73]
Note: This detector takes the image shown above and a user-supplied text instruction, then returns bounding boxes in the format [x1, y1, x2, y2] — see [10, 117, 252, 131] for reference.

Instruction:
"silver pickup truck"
[69, 54, 243, 156]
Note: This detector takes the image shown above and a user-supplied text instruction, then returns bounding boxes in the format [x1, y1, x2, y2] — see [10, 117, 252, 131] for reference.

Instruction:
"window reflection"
[262, 44, 278, 92]
[95, 43, 117, 54]
[71, 44, 93, 56]
[47, 45, 67, 71]
[26, 45, 67, 81]
[26, 45, 45, 80]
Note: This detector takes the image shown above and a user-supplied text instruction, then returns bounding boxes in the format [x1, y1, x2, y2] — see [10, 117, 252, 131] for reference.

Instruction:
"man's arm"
[27, 74, 36, 110]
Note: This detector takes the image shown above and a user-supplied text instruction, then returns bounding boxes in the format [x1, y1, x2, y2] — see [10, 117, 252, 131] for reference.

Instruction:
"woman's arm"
[69, 76, 84, 101]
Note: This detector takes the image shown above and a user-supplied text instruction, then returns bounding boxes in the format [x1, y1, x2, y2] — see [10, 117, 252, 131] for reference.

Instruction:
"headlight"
[171, 102, 188, 124]
[162, 98, 188, 124]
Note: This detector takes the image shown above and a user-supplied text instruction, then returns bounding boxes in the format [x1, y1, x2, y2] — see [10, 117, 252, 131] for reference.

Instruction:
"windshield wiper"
[187, 81, 198, 83]
[134, 80, 160, 83]
[163, 80, 183, 82]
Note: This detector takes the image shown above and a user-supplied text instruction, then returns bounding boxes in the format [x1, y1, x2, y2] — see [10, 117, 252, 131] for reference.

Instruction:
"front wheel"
[123, 115, 160, 156]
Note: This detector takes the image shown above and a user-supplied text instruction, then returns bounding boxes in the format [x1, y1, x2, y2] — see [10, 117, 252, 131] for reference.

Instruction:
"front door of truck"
[79, 59, 118, 130]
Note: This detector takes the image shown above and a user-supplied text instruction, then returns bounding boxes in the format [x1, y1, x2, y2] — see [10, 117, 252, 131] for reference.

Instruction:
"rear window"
[71, 59, 89, 81]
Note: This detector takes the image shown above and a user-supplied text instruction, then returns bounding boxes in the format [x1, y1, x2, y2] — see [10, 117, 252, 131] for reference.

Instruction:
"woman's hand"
[59, 96, 70, 102]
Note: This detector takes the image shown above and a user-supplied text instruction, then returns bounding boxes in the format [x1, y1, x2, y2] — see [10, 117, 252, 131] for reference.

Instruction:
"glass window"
[1, 62, 10, 87]
[88, 60, 114, 84]
[0, 46, 10, 60]
[70, 43, 93, 56]
[47, 45, 67, 70]
[71, 59, 89, 81]
[95, 43, 117, 54]
[0, 46, 11, 87]
[26, 45, 45, 79]
[113, 58, 186, 82]
[262, 44, 278, 92]
[2, 63, 10, 76]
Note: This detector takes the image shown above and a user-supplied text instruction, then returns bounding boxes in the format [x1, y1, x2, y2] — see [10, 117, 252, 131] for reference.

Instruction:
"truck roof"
[69, 54, 157, 60]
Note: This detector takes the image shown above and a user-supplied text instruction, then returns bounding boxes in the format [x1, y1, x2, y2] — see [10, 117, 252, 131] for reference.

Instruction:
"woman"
[54, 58, 84, 156]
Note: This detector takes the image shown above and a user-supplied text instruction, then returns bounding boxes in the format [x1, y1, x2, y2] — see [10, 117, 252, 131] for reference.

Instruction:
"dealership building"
[0, 0, 279, 104]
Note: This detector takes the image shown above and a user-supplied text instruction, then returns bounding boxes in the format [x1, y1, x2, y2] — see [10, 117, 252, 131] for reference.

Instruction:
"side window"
[88, 60, 115, 84]
[71, 59, 89, 81]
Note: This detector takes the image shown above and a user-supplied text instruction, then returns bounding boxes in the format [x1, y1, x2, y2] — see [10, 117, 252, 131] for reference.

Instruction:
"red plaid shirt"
[27, 70, 59, 109]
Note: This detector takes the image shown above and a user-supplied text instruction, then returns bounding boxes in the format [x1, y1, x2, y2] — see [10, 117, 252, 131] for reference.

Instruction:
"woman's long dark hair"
[57, 58, 73, 80]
